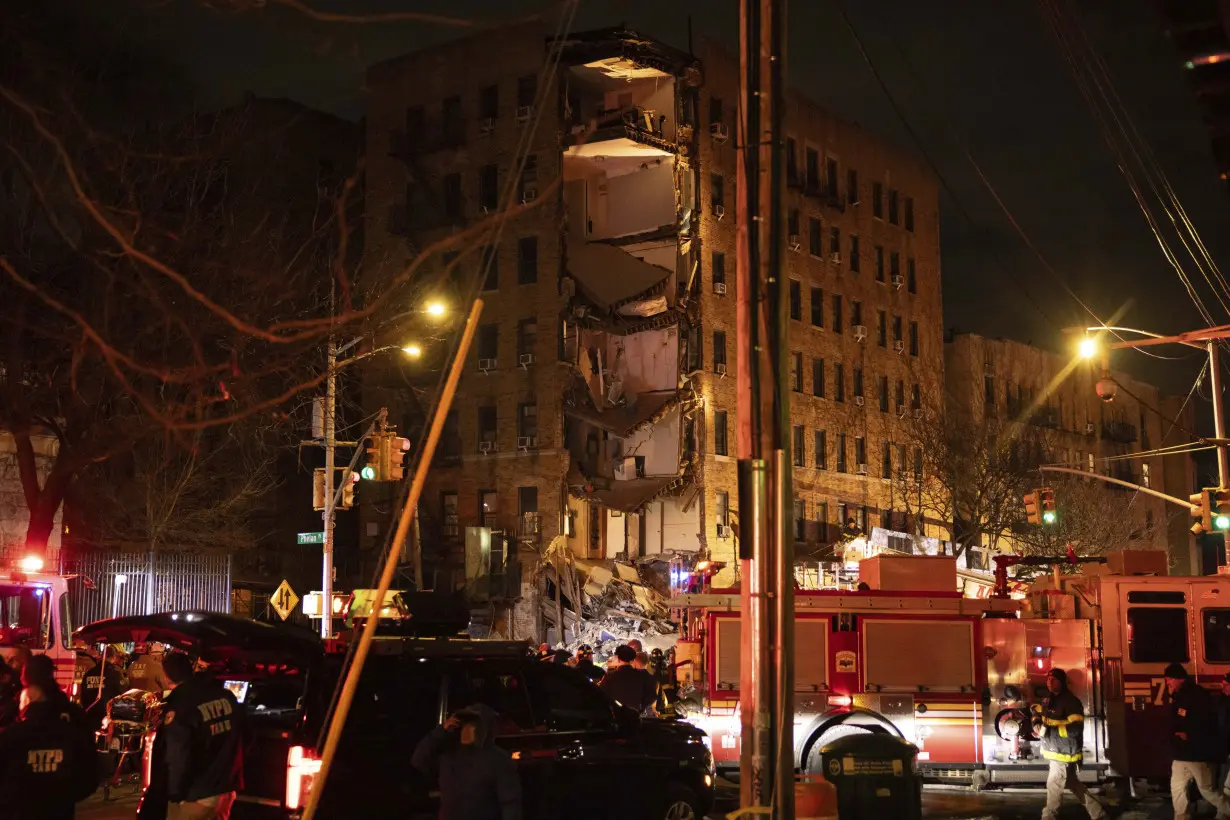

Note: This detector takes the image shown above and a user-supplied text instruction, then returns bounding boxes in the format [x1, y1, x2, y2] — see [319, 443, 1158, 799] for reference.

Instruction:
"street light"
[1077, 336, 1098, 360]
[402, 343, 423, 358]
[425, 301, 447, 319]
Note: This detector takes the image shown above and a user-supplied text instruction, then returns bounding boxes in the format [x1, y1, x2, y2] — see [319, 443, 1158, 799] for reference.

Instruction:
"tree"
[1010, 474, 1162, 559]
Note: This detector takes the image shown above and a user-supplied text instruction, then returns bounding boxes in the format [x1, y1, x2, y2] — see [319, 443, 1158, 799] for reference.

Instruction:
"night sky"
[71, 0, 1230, 397]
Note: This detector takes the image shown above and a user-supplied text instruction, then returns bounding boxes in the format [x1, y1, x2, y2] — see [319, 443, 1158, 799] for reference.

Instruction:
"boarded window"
[863, 620, 974, 692]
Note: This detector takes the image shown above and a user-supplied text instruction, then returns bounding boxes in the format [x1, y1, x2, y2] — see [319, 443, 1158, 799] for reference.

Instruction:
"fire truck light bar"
[17, 555, 44, 573]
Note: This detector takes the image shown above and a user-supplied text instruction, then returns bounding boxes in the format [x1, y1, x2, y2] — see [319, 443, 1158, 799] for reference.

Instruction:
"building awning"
[564, 389, 679, 437]
[567, 236, 672, 313]
[574, 475, 685, 514]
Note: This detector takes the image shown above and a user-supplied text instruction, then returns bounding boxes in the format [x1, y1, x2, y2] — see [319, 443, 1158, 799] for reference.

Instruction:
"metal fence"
[59, 551, 232, 628]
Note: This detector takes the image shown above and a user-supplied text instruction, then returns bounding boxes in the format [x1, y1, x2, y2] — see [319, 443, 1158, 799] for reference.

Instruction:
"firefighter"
[1032, 668, 1105, 820]
[0, 681, 98, 819]
[1164, 663, 1230, 820]
[600, 645, 657, 714]
[127, 645, 168, 695]
[159, 653, 245, 820]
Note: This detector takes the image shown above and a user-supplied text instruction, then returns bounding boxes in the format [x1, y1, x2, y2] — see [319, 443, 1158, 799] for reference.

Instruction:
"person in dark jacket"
[599, 645, 658, 715]
[572, 645, 604, 684]
[0, 682, 99, 820]
[159, 653, 245, 820]
[80, 652, 125, 729]
[1165, 663, 1230, 820]
[411, 703, 521, 820]
[1033, 669, 1104, 820]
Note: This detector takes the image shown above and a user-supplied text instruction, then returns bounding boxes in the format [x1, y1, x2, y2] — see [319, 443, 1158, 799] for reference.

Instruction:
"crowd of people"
[532, 638, 676, 715]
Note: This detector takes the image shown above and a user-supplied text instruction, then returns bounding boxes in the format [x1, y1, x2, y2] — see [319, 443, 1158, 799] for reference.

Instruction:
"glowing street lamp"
[1077, 336, 1098, 360]
[402, 343, 423, 358]
[424, 301, 447, 319]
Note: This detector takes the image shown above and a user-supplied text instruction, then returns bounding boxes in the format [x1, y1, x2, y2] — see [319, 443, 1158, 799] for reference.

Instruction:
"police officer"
[160, 652, 245, 820]
[1033, 668, 1105, 820]
[0, 681, 98, 819]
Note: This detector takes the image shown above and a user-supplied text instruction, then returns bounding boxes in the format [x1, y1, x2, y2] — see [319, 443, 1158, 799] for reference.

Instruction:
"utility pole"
[1208, 341, 1229, 489]
[737, 0, 792, 815]
[321, 339, 337, 640]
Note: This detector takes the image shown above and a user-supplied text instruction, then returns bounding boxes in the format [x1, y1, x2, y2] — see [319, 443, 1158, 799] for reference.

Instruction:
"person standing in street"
[1033, 668, 1104, 820]
[1165, 663, 1230, 820]
[600, 645, 658, 715]
[412, 704, 521, 820]
[0, 681, 98, 819]
[572, 645, 604, 684]
[160, 653, 245, 820]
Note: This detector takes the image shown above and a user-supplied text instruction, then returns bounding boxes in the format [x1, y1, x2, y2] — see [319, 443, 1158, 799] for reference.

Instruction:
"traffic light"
[339, 470, 358, 509]
[1023, 490, 1041, 525]
[313, 468, 327, 511]
[1191, 488, 1214, 535]
[362, 433, 388, 481]
[388, 437, 411, 481]
[1214, 488, 1230, 532]
[1039, 488, 1057, 525]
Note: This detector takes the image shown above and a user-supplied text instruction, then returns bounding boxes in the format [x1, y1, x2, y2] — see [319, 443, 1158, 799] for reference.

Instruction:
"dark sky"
[84, 0, 1230, 396]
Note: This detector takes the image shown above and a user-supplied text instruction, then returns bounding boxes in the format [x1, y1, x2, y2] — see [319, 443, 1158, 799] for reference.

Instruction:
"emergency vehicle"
[0, 554, 77, 691]
[672, 550, 1230, 787]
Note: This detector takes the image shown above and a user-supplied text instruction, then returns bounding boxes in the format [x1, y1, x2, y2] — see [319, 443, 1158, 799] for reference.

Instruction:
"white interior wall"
[604, 165, 675, 238]
[605, 510, 627, 557]
[608, 327, 678, 393]
[662, 497, 700, 552]
[624, 240, 675, 270]
[617, 409, 680, 478]
[602, 78, 676, 141]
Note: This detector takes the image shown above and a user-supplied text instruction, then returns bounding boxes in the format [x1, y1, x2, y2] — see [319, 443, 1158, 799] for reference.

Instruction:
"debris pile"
[564, 558, 678, 662]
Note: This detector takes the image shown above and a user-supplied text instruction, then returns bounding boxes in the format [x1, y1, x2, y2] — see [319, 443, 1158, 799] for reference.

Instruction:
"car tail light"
[286, 745, 322, 810]
[826, 694, 853, 708]
[142, 730, 157, 790]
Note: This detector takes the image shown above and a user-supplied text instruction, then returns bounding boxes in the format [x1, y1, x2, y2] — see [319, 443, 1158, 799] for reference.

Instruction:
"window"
[1204, 609, 1230, 662]
[877, 311, 887, 347]
[0, 584, 50, 648]
[517, 318, 537, 356]
[837, 502, 849, 529]
[913, 447, 923, 481]
[710, 174, 725, 214]
[872, 182, 883, 218]
[477, 324, 499, 361]
[405, 105, 426, 149]
[855, 436, 866, 467]
[829, 226, 840, 256]
[890, 251, 900, 280]
[528, 664, 615, 732]
[888, 189, 899, 225]
[805, 147, 820, 188]
[517, 74, 537, 109]
[907, 258, 917, 294]
[716, 491, 730, 527]
[851, 300, 862, 327]
[808, 217, 822, 256]
[714, 410, 729, 456]
[1141, 462, 1151, 488]
[712, 252, 727, 287]
[874, 246, 885, 282]
[834, 363, 846, 403]
[1127, 608, 1189, 663]
[904, 196, 915, 232]
[909, 321, 919, 356]
[789, 280, 802, 320]
[847, 168, 859, 205]
[794, 499, 806, 541]
[832, 295, 843, 333]
[853, 367, 864, 398]
[814, 430, 827, 469]
[786, 138, 799, 183]
[882, 442, 892, 478]
[479, 84, 499, 121]
[713, 331, 728, 373]
[812, 358, 825, 398]
[896, 380, 905, 408]
[984, 376, 996, 407]
[893, 315, 903, 343]
[444, 172, 463, 220]
[519, 155, 538, 202]
[687, 325, 703, 372]
[482, 246, 499, 292]
[836, 433, 848, 473]
[478, 164, 499, 212]
[810, 287, 824, 327]
[709, 96, 724, 127]
[788, 208, 800, 238]
[791, 352, 803, 392]
[442, 95, 463, 144]
[849, 235, 860, 272]
[478, 406, 497, 447]
[518, 402, 538, 439]
[911, 383, 921, 409]
[878, 375, 889, 412]
[793, 425, 805, 467]
[826, 157, 839, 194]
[517, 237, 538, 285]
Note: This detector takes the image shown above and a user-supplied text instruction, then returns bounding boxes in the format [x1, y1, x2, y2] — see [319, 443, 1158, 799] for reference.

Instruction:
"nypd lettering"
[27, 749, 64, 773]
[197, 697, 235, 736]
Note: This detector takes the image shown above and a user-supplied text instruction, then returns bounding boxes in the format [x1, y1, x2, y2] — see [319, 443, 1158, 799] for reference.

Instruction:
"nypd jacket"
[161, 675, 246, 802]
[0, 699, 98, 820]
[1039, 688, 1086, 763]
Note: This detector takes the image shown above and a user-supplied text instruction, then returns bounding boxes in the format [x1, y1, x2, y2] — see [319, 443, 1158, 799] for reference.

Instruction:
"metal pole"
[321, 340, 337, 640]
[1209, 341, 1229, 490]
[737, 458, 771, 809]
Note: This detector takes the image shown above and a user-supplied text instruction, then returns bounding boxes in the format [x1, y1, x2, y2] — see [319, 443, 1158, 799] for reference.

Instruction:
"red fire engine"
[672, 550, 1230, 787]
[0, 554, 78, 691]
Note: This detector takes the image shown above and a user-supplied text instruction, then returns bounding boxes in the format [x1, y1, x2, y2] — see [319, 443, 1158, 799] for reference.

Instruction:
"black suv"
[76, 611, 714, 820]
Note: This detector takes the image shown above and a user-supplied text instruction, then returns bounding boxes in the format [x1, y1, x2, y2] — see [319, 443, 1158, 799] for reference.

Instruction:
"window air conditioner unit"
[478, 358, 496, 372]
[716, 524, 731, 539]
[478, 441, 494, 454]
[516, 105, 532, 121]
[890, 274, 904, 290]
[1085, 422, 1096, 435]
[710, 122, 729, 142]
[897, 404, 907, 418]
[517, 436, 537, 450]
[713, 204, 726, 220]
[788, 234, 802, 252]
[519, 353, 535, 368]
[854, 395, 865, 407]
[855, 463, 868, 476]
[713, 282, 727, 296]
[913, 408, 923, 419]
[853, 325, 868, 342]
[479, 117, 495, 134]
[893, 340, 905, 354]
[830, 252, 842, 265]
[715, 362, 728, 376]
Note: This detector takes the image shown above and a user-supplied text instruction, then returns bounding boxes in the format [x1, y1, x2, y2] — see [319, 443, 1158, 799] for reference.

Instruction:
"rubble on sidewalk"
[561, 556, 679, 662]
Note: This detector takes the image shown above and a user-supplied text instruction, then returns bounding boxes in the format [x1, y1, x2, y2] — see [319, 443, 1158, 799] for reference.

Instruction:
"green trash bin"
[818, 733, 922, 819]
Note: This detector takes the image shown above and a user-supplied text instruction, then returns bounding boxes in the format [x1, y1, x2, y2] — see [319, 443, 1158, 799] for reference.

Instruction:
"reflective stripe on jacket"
[1040, 689, 1085, 763]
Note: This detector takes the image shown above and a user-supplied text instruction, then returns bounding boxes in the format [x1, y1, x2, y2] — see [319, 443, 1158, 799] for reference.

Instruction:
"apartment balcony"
[1102, 420, 1138, 444]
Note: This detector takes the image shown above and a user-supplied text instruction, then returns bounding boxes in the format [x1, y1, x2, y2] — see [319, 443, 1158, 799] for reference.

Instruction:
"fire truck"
[0, 554, 78, 691]
[672, 550, 1230, 787]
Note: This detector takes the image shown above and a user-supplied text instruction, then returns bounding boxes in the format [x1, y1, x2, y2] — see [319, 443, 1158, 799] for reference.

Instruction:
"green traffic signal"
[1042, 510, 1057, 525]
[360, 465, 376, 480]
[1216, 514, 1230, 531]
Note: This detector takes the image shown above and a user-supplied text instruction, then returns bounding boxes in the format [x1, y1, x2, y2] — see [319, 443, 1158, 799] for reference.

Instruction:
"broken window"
[517, 75, 537, 110]
[517, 236, 538, 285]
[814, 430, 827, 469]
[714, 410, 729, 457]
[442, 95, 463, 145]
[713, 330, 727, 372]
[710, 173, 725, 215]
[517, 318, 537, 356]
[908, 258, 917, 294]
[872, 182, 883, 219]
[888, 189, 899, 225]
[905, 196, 915, 232]
[478, 406, 497, 448]
[789, 280, 802, 321]
[810, 287, 823, 328]
[518, 402, 538, 440]
[832, 294, 843, 333]
[477, 324, 499, 362]
[835, 363, 845, 403]
[479, 164, 499, 212]
[793, 425, 805, 467]
[877, 311, 887, 347]
[812, 358, 825, 398]
[444, 173, 463, 220]
[480, 85, 499, 121]
[874, 245, 885, 282]
[712, 251, 726, 287]
[792, 352, 803, 392]
[849, 234, 860, 272]
[847, 168, 859, 205]
[482, 246, 499, 292]
[808, 217, 822, 256]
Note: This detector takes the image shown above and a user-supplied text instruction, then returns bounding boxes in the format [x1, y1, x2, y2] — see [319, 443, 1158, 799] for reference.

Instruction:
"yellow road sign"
[271, 579, 300, 622]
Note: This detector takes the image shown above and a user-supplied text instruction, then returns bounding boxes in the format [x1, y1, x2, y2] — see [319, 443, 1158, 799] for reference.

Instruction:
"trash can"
[817, 732, 922, 819]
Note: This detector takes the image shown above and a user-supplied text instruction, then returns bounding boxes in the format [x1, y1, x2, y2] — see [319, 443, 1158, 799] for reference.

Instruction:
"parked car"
[75, 611, 714, 820]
